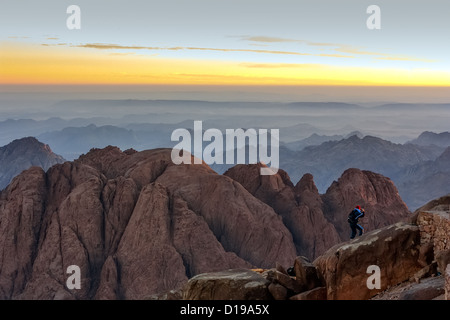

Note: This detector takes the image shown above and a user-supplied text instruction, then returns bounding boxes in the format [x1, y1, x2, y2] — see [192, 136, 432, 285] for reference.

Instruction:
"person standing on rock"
[348, 205, 365, 239]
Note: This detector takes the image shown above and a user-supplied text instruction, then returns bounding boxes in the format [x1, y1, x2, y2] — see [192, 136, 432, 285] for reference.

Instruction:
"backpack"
[347, 209, 358, 223]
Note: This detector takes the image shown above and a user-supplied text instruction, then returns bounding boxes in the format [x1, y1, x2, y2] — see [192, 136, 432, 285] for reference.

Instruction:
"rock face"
[413, 194, 450, 276]
[0, 147, 296, 300]
[224, 164, 340, 260]
[322, 168, 411, 241]
[160, 194, 450, 301]
[225, 165, 410, 259]
[0, 146, 414, 300]
[313, 222, 429, 300]
[0, 137, 65, 190]
[416, 210, 450, 273]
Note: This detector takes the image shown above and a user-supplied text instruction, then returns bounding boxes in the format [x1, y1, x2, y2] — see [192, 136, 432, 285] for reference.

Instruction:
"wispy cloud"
[40, 39, 434, 63]
[53, 42, 353, 59]
[75, 43, 160, 50]
[240, 36, 301, 43]
[58, 42, 315, 57]
[238, 35, 436, 63]
[240, 63, 320, 69]
[185, 46, 311, 56]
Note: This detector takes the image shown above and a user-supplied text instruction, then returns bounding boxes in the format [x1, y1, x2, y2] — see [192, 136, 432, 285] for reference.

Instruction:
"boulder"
[397, 276, 444, 300]
[372, 275, 445, 300]
[289, 287, 327, 300]
[182, 269, 271, 300]
[314, 222, 428, 300]
[293, 256, 323, 291]
[268, 283, 288, 300]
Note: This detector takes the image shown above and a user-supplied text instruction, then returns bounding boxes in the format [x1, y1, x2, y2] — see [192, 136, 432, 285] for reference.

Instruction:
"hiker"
[348, 205, 365, 239]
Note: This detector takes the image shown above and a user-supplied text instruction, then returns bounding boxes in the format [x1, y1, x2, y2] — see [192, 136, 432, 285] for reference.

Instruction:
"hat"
[355, 205, 361, 210]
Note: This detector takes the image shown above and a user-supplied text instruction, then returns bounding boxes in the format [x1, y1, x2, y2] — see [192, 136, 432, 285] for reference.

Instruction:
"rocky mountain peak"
[437, 146, 450, 162]
[0, 137, 65, 190]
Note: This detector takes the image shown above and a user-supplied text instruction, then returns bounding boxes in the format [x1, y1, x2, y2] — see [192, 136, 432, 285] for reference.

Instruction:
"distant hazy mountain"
[37, 124, 141, 160]
[396, 147, 450, 210]
[283, 133, 344, 151]
[286, 101, 364, 111]
[279, 135, 444, 193]
[407, 131, 450, 148]
[374, 103, 450, 112]
[0, 137, 65, 190]
[282, 132, 365, 151]
[0, 117, 112, 146]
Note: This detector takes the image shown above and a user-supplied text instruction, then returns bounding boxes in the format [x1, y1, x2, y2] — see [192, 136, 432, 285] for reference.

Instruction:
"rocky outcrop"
[161, 193, 450, 301]
[413, 194, 450, 271]
[0, 166, 47, 299]
[322, 168, 411, 241]
[224, 164, 340, 259]
[416, 210, 450, 273]
[0, 147, 296, 300]
[180, 256, 324, 301]
[182, 269, 271, 300]
[313, 222, 430, 300]
[225, 165, 410, 259]
[0, 137, 65, 190]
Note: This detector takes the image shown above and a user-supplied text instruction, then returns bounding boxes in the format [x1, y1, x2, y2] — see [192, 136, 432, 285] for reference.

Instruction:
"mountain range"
[0, 146, 411, 299]
[1, 127, 449, 211]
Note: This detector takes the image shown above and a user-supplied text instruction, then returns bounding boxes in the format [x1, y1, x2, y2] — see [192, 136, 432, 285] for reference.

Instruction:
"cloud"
[74, 43, 159, 50]
[238, 35, 435, 63]
[374, 56, 436, 63]
[66, 42, 355, 59]
[66, 43, 314, 57]
[185, 46, 312, 56]
[8, 36, 30, 39]
[240, 36, 301, 43]
[318, 53, 354, 58]
[306, 41, 341, 47]
[334, 45, 383, 56]
[42, 40, 434, 64]
[240, 63, 320, 69]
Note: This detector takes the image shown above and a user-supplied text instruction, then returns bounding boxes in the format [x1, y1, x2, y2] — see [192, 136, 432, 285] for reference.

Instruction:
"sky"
[0, 0, 450, 101]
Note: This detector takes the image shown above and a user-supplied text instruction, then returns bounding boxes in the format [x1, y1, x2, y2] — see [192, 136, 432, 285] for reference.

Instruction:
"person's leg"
[350, 223, 357, 239]
[357, 223, 364, 236]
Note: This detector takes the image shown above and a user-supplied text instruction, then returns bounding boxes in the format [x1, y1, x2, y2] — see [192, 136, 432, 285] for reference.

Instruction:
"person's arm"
[355, 210, 364, 219]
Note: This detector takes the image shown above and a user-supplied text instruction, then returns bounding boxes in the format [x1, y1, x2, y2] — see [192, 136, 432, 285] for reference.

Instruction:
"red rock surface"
[0, 147, 296, 299]
[313, 222, 429, 300]
[0, 147, 412, 300]
[225, 165, 410, 259]
[322, 168, 412, 240]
